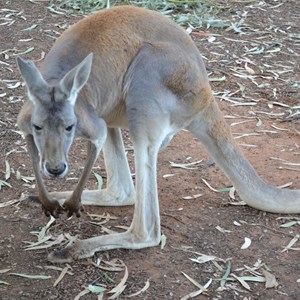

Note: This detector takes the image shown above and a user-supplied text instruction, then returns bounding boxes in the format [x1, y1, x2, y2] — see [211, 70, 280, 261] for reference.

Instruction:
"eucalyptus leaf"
[5, 160, 10, 180]
[0, 179, 12, 189]
[16, 47, 35, 56]
[220, 261, 231, 287]
[280, 221, 299, 228]
[21, 24, 38, 31]
[88, 284, 106, 294]
[94, 172, 103, 190]
[160, 234, 167, 250]
[9, 273, 51, 280]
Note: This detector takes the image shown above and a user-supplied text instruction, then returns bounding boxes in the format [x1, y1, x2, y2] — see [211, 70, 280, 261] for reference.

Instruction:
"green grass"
[49, 0, 230, 29]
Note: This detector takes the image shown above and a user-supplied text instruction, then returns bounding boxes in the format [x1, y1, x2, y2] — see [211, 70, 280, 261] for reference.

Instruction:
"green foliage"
[49, 0, 230, 29]
[49, 0, 112, 14]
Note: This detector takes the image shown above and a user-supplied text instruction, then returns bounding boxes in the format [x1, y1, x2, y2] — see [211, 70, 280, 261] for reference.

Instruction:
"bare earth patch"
[0, 0, 300, 299]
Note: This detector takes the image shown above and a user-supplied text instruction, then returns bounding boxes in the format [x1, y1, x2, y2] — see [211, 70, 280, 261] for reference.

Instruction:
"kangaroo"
[17, 6, 300, 262]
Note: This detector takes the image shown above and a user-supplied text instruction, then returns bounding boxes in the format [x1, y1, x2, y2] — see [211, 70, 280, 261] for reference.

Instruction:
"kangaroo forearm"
[71, 142, 99, 201]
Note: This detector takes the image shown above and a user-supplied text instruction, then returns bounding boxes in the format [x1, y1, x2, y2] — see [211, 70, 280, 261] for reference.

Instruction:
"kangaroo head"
[17, 54, 93, 178]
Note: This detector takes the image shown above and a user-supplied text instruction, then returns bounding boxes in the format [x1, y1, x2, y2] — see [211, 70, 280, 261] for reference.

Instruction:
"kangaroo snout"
[44, 161, 67, 178]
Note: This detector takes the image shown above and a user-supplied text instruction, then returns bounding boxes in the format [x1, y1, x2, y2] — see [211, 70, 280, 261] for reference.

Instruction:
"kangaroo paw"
[47, 240, 96, 263]
[63, 198, 84, 218]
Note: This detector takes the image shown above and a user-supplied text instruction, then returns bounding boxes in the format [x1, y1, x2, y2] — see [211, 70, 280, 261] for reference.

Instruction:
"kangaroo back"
[39, 6, 205, 119]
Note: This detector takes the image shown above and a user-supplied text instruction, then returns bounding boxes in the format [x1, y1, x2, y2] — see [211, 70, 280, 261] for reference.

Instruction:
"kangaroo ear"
[16, 56, 49, 103]
[60, 53, 93, 105]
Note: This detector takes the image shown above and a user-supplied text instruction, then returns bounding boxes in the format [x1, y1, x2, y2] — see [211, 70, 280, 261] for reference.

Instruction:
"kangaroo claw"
[63, 199, 84, 218]
[40, 199, 64, 218]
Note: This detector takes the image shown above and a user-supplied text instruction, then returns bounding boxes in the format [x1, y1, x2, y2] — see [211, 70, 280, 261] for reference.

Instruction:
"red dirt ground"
[0, 0, 300, 299]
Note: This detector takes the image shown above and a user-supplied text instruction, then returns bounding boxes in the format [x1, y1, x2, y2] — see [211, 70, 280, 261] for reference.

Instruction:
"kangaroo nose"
[45, 162, 67, 177]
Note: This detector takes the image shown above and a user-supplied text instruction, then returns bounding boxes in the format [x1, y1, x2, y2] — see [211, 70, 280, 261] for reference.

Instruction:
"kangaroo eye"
[65, 125, 74, 132]
[33, 124, 42, 131]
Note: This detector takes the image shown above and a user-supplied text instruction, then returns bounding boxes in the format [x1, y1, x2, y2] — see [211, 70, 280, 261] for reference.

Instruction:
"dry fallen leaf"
[216, 225, 232, 233]
[201, 178, 219, 192]
[245, 62, 255, 74]
[220, 261, 231, 288]
[281, 234, 299, 252]
[182, 194, 203, 200]
[229, 186, 236, 200]
[241, 237, 252, 250]
[280, 221, 299, 228]
[53, 266, 70, 287]
[230, 273, 251, 291]
[9, 273, 51, 280]
[170, 160, 202, 170]
[208, 36, 216, 43]
[107, 263, 128, 299]
[87, 284, 106, 294]
[233, 220, 241, 226]
[160, 234, 167, 250]
[0, 199, 19, 208]
[128, 279, 150, 298]
[87, 212, 118, 221]
[190, 254, 218, 264]
[262, 269, 278, 289]
[26, 234, 65, 251]
[74, 289, 90, 300]
[44, 265, 73, 275]
[181, 273, 211, 299]
[163, 173, 175, 178]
